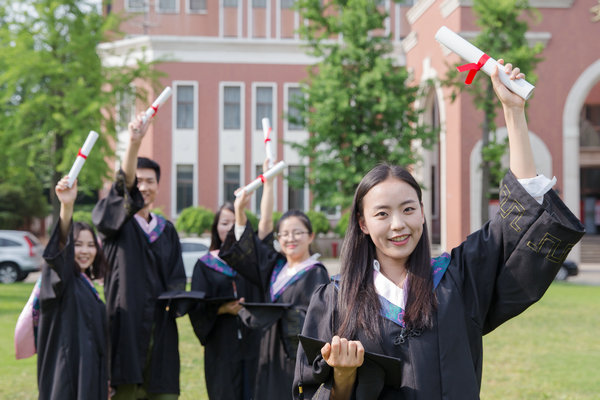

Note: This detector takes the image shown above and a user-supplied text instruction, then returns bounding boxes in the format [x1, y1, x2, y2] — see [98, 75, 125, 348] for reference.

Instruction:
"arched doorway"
[563, 59, 600, 263]
[580, 82, 600, 235]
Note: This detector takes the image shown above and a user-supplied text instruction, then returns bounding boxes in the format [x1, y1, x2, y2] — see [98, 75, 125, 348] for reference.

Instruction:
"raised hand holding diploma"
[435, 26, 535, 100]
[261, 118, 274, 169]
[66, 130, 99, 188]
[236, 160, 286, 196]
[141, 86, 172, 125]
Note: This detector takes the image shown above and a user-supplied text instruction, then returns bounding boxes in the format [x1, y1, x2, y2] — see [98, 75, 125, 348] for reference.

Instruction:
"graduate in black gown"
[93, 113, 186, 399]
[37, 176, 108, 400]
[219, 159, 330, 400]
[188, 202, 262, 400]
[293, 62, 586, 399]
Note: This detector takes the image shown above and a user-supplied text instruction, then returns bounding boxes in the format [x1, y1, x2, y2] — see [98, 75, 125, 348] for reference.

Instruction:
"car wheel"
[554, 266, 568, 281]
[0, 263, 20, 284]
[17, 271, 30, 282]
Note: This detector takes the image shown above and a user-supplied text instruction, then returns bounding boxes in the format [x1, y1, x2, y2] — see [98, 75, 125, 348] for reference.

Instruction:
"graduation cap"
[238, 302, 293, 330]
[298, 335, 403, 392]
[156, 290, 236, 317]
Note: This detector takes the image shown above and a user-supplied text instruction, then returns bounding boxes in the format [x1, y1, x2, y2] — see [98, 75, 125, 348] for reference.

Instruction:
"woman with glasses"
[219, 159, 330, 400]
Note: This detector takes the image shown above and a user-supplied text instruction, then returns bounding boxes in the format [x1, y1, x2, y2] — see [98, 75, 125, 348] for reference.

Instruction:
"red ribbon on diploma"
[259, 174, 266, 183]
[457, 54, 490, 84]
[77, 148, 87, 159]
[264, 127, 272, 143]
[151, 105, 158, 117]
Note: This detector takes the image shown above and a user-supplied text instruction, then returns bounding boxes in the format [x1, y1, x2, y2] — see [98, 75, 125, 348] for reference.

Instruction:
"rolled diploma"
[434, 26, 535, 100]
[262, 118, 274, 168]
[67, 130, 99, 188]
[141, 87, 173, 124]
[238, 161, 286, 196]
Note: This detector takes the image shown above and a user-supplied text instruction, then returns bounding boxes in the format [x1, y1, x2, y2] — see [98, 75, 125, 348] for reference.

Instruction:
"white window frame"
[284, 83, 306, 132]
[173, 81, 198, 132]
[125, 0, 148, 12]
[186, 0, 207, 14]
[156, 0, 179, 14]
[221, 83, 244, 131]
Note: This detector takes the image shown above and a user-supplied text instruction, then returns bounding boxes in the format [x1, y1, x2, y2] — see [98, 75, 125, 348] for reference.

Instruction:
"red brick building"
[100, 0, 600, 262]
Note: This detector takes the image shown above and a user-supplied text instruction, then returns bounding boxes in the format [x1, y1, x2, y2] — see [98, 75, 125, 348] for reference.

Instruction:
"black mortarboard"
[298, 335, 403, 390]
[238, 302, 293, 330]
[157, 290, 216, 317]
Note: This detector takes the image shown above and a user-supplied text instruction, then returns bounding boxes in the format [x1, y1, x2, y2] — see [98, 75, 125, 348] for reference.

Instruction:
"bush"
[245, 210, 259, 231]
[175, 206, 215, 236]
[272, 211, 283, 230]
[306, 210, 330, 235]
[335, 211, 350, 237]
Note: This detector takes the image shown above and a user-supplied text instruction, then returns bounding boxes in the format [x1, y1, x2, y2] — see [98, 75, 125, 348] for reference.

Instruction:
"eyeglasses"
[276, 230, 309, 240]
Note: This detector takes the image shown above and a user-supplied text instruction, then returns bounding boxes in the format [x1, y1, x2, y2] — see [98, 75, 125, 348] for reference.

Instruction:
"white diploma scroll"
[262, 118, 274, 168]
[434, 26, 535, 100]
[141, 87, 173, 124]
[67, 130, 99, 188]
[237, 161, 287, 196]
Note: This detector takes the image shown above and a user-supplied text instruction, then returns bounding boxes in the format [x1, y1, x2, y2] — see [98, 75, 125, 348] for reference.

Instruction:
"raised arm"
[123, 112, 150, 190]
[55, 176, 77, 248]
[258, 158, 274, 240]
[491, 60, 536, 179]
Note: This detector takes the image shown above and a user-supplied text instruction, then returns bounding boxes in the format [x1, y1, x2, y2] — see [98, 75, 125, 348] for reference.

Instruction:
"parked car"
[0, 230, 44, 283]
[554, 260, 579, 281]
[180, 237, 211, 279]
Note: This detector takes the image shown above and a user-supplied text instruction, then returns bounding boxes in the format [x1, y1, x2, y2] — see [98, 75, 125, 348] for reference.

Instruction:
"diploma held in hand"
[237, 161, 286, 196]
[67, 130, 99, 188]
[261, 118, 274, 169]
[141, 87, 173, 124]
[435, 26, 535, 100]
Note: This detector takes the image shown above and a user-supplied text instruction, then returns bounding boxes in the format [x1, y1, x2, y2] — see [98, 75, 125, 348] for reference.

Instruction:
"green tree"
[290, 0, 436, 209]
[443, 0, 543, 223]
[306, 210, 330, 235]
[0, 0, 160, 226]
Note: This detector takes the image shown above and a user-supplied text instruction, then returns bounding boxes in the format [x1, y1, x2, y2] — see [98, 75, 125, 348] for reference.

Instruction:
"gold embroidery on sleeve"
[499, 185, 525, 232]
[527, 232, 575, 264]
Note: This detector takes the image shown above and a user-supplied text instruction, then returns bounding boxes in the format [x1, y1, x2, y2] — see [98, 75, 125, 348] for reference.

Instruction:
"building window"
[157, 0, 177, 12]
[176, 164, 194, 214]
[282, 0, 295, 9]
[224, 86, 241, 130]
[256, 87, 273, 130]
[253, 0, 267, 8]
[224, 0, 238, 7]
[287, 87, 304, 131]
[223, 165, 241, 204]
[117, 88, 136, 132]
[176, 85, 194, 129]
[288, 165, 306, 211]
[127, 0, 146, 11]
[189, 0, 206, 12]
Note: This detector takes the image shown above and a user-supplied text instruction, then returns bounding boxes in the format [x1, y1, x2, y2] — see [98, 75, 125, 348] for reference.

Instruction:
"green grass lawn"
[1, 282, 598, 399]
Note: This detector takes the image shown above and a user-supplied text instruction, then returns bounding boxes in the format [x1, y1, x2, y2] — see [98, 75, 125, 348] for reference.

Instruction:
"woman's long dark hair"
[337, 164, 436, 339]
[210, 202, 235, 251]
[73, 222, 107, 281]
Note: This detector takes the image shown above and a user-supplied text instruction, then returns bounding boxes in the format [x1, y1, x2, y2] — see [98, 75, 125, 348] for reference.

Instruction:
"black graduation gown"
[188, 253, 262, 400]
[37, 222, 108, 400]
[293, 171, 585, 400]
[220, 225, 331, 400]
[92, 171, 186, 394]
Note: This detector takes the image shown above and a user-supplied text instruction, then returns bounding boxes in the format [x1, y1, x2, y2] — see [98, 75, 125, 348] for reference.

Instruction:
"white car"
[0, 230, 44, 283]
[180, 237, 211, 279]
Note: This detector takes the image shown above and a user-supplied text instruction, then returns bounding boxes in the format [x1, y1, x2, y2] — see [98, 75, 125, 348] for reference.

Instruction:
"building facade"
[100, 0, 600, 260]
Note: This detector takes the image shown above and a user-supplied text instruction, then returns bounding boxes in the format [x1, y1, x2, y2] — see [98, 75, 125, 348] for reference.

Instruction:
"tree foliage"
[0, 0, 161, 228]
[290, 0, 436, 209]
[443, 0, 543, 222]
[306, 210, 330, 235]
